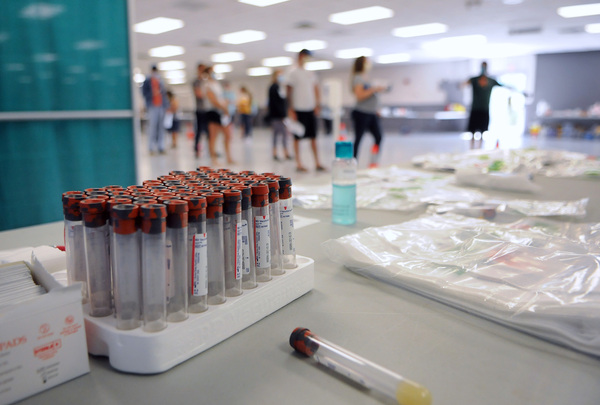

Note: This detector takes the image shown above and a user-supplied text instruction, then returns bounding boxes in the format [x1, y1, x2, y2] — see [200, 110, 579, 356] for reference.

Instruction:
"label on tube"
[165, 240, 174, 301]
[192, 233, 208, 296]
[254, 215, 271, 269]
[241, 220, 251, 275]
[279, 202, 295, 255]
[235, 222, 242, 280]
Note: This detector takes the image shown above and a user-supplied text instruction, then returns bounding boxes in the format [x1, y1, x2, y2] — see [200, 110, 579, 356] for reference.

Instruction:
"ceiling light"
[329, 6, 394, 25]
[149, 45, 185, 58]
[133, 73, 145, 83]
[422, 34, 487, 54]
[238, 0, 290, 6]
[164, 70, 186, 80]
[262, 56, 293, 67]
[213, 64, 233, 73]
[157, 60, 185, 71]
[284, 40, 327, 53]
[211, 52, 245, 63]
[247, 67, 272, 76]
[168, 78, 186, 85]
[557, 3, 600, 18]
[335, 48, 373, 59]
[376, 53, 410, 64]
[134, 17, 184, 35]
[502, 0, 523, 4]
[585, 23, 600, 33]
[219, 29, 267, 45]
[305, 60, 333, 71]
[392, 23, 448, 38]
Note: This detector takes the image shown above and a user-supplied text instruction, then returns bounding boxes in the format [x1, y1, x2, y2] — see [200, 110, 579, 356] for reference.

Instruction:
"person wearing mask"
[192, 63, 208, 158]
[141, 65, 168, 155]
[165, 90, 180, 148]
[204, 66, 235, 166]
[350, 56, 387, 165]
[237, 86, 253, 141]
[268, 69, 292, 161]
[287, 49, 325, 172]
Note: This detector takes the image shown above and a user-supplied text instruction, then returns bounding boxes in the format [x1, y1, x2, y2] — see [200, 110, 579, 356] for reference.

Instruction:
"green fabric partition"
[0, 0, 136, 230]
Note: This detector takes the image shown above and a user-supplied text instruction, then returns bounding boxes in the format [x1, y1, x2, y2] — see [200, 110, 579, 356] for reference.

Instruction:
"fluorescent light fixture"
[558, 3, 600, 18]
[329, 6, 393, 25]
[585, 23, 600, 33]
[502, 0, 523, 4]
[168, 78, 186, 85]
[133, 73, 145, 83]
[262, 56, 293, 67]
[247, 67, 272, 76]
[305, 60, 333, 71]
[392, 23, 448, 38]
[376, 53, 410, 64]
[422, 34, 487, 54]
[164, 70, 186, 80]
[213, 64, 233, 73]
[284, 40, 327, 52]
[335, 48, 373, 59]
[149, 45, 185, 58]
[134, 17, 184, 35]
[158, 60, 185, 71]
[238, 0, 290, 6]
[211, 52, 245, 63]
[219, 29, 266, 45]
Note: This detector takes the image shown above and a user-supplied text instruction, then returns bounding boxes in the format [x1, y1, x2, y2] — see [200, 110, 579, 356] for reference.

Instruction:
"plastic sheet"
[412, 148, 600, 179]
[293, 166, 485, 210]
[323, 214, 600, 357]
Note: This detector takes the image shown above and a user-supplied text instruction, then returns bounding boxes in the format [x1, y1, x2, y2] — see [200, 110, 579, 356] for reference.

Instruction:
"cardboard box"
[0, 261, 89, 405]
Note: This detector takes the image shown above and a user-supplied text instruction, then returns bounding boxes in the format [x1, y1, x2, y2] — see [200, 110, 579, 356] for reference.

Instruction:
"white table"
[3, 173, 600, 405]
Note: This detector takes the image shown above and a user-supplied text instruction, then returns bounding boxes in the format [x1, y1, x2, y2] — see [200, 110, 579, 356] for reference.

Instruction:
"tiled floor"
[135, 127, 600, 183]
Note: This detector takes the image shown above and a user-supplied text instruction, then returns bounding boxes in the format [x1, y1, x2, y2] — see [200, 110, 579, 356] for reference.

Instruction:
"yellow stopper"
[396, 380, 432, 405]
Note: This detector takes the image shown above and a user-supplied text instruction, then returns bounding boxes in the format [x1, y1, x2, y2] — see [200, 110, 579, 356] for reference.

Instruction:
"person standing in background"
[142, 65, 168, 155]
[464, 61, 503, 149]
[268, 69, 292, 161]
[166, 90, 180, 148]
[350, 56, 386, 166]
[192, 63, 208, 158]
[237, 86, 253, 142]
[287, 49, 325, 172]
[204, 66, 235, 166]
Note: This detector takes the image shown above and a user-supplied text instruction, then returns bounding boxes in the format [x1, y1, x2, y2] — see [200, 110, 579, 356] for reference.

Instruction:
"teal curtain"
[0, 0, 136, 230]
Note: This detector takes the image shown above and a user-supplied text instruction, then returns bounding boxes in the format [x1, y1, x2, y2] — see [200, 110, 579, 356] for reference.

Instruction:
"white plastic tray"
[84, 255, 314, 374]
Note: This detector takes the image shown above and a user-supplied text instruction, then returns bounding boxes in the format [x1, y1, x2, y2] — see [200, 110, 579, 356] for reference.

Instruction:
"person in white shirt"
[286, 49, 325, 172]
[204, 66, 235, 166]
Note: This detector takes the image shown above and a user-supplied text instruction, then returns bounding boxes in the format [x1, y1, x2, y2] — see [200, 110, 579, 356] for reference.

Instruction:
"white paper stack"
[0, 262, 46, 310]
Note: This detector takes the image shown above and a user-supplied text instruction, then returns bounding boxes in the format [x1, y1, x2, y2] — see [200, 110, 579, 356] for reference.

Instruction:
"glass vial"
[332, 141, 357, 225]
[203, 193, 226, 305]
[184, 196, 209, 313]
[164, 199, 189, 322]
[251, 184, 272, 282]
[278, 177, 297, 269]
[223, 190, 243, 297]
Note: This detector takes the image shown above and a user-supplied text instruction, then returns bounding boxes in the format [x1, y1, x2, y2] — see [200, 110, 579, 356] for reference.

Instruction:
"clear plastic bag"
[323, 213, 600, 356]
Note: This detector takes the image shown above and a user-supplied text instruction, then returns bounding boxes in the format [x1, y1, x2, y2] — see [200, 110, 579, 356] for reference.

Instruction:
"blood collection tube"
[62, 192, 88, 301]
[107, 197, 133, 315]
[233, 185, 256, 289]
[184, 196, 208, 313]
[223, 190, 243, 297]
[251, 184, 271, 282]
[111, 204, 141, 330]
[80, 198, 112, 317]
[203, 193, 226, 305]
[266, 180, 284, 276]
[290, 328, 432, 405]
[164, 199, 189, 322]
[278, 177, 297, 269]
[140, 204, 168, 332]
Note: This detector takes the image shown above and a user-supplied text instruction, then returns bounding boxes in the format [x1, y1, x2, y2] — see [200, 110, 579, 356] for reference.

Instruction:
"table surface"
[3, 173, 600, 405]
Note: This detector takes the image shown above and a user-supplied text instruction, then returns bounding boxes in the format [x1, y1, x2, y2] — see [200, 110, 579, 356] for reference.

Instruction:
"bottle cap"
[80, 198, 108, 228]
[251, 183, 269, 208]
[164, 200, 189, 228]
[202, 192, 224, 219]
[266, 180, 280, 203]
[184, 196, 207, 222]
[232, 185, 251, 211]
[278, 177, 292, 200]
[223, 190, 241, 215]
[140, 204, 167, 234]
[335, 141, 353, 159]
[112, 204, 139, 235]
[289, 327, 318, 357]
[62, 193, 86, 221]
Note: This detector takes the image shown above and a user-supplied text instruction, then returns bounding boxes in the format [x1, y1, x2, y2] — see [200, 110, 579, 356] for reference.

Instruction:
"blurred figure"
[193, 63, 208, 158]
[464, 61, 502, 149]
[237, 86, 253, 141]
[165, 90, 180, 148]
[350, 56, 386, 166]
[204, 66, 235, 166]
[268, 69, 292, 161]
[222, 81, 237, 123]
[142, 65, 168, 155]
[287, 49, 325, 172]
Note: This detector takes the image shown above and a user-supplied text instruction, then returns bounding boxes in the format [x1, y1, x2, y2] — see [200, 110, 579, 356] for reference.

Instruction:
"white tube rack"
[84, 255, 314, 374]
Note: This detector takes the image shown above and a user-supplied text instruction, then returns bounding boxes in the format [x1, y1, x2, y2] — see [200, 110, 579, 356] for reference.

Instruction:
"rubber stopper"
[289, 327, 318, 357]
[251, 183, 269, 208]
[80, 198, 107, 228]
[140, 204, 167, 234]
[164, 199, 189, 228]
[112, 204, 139, 235]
